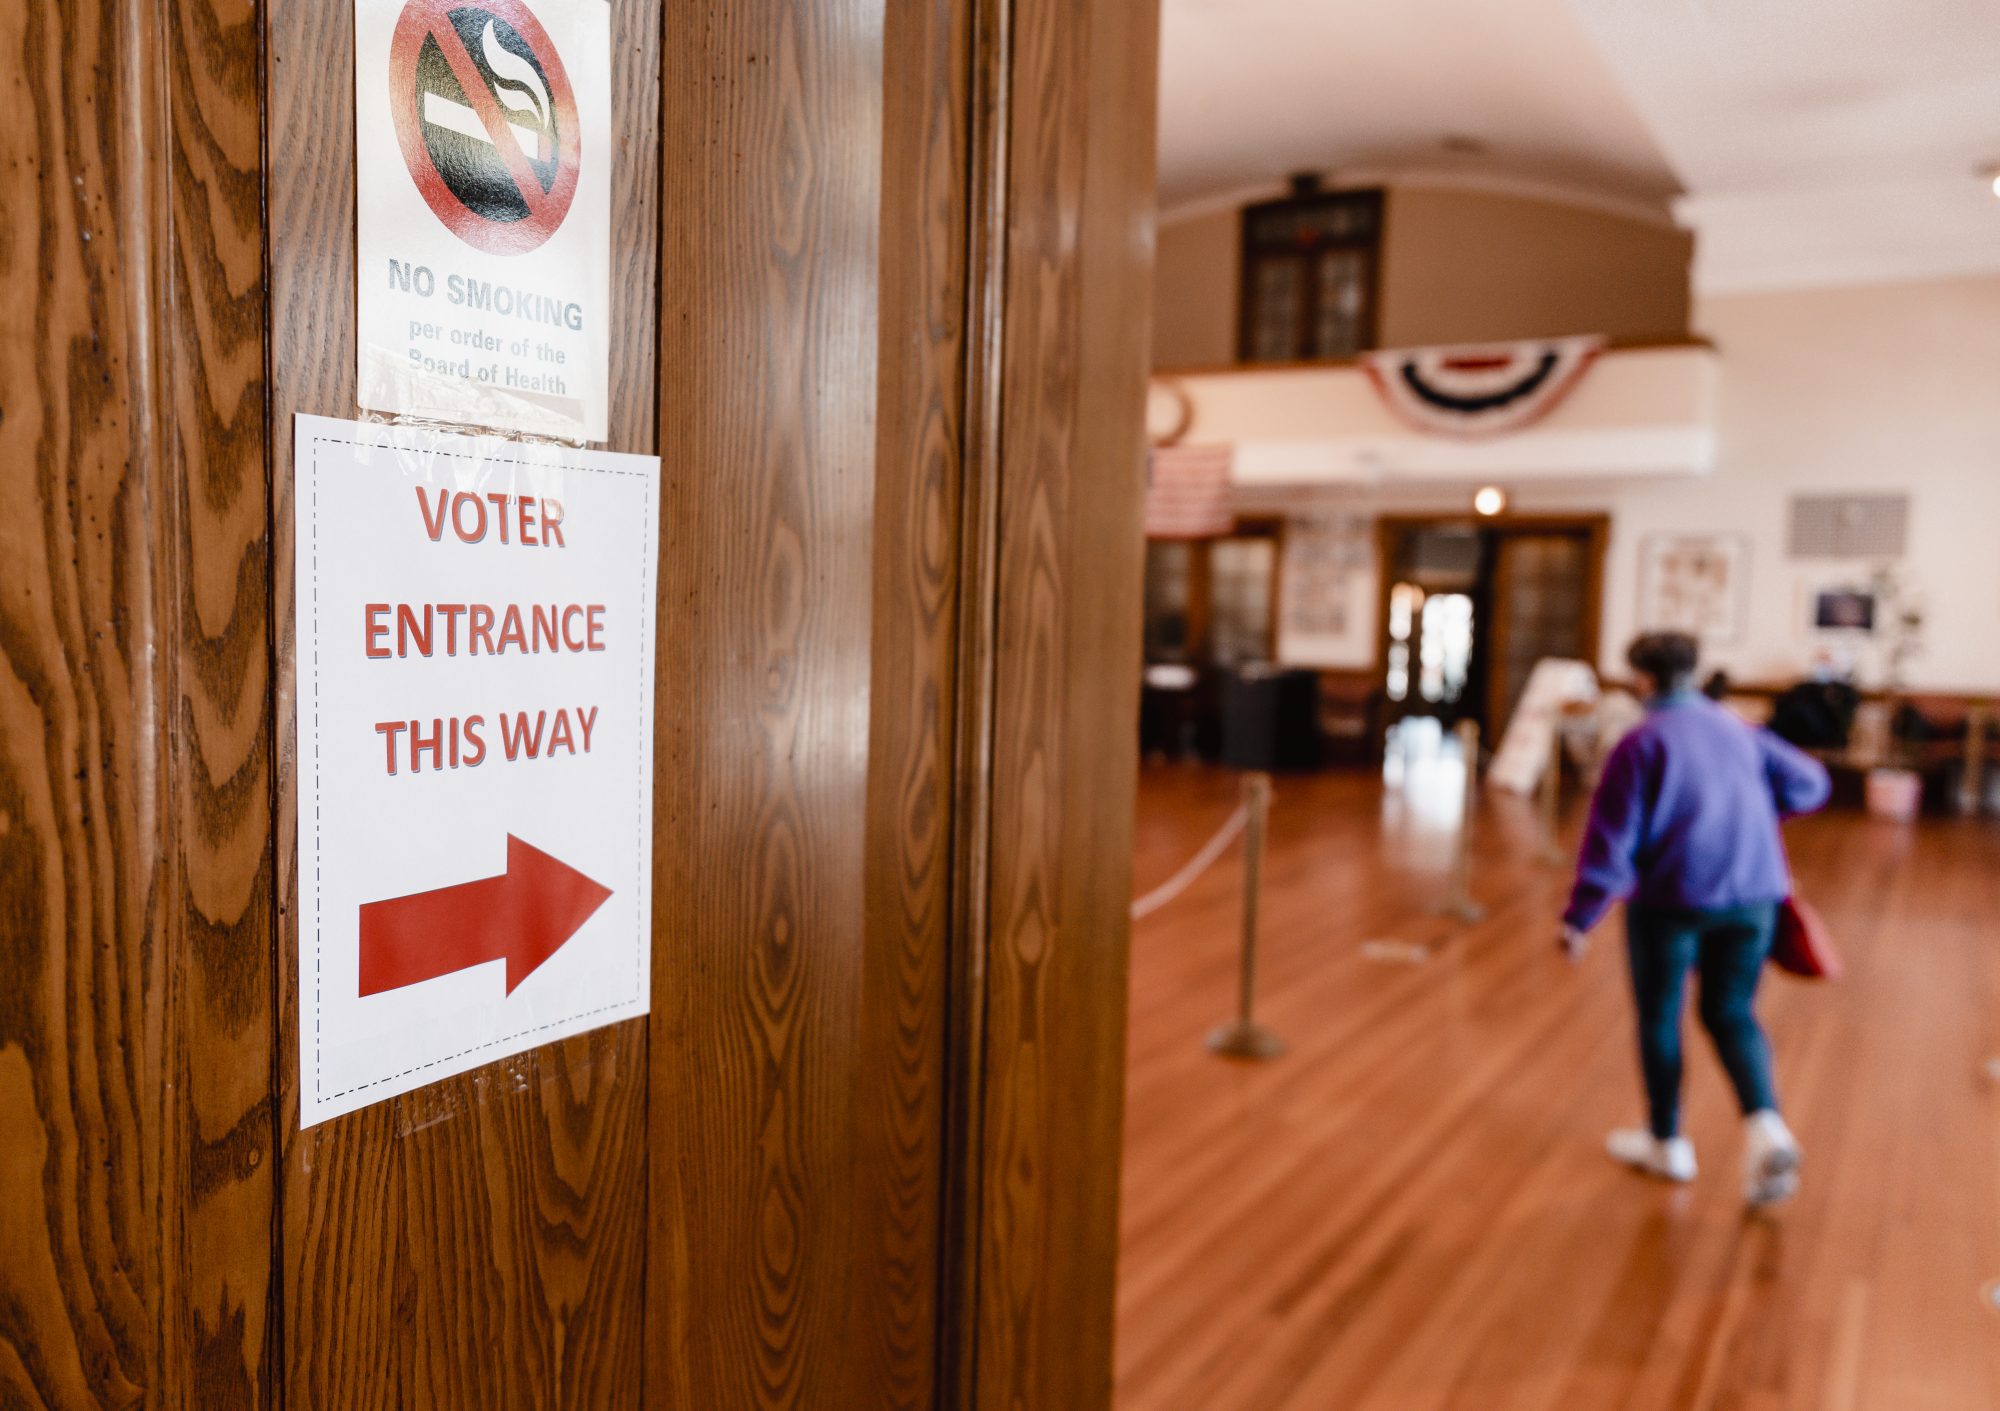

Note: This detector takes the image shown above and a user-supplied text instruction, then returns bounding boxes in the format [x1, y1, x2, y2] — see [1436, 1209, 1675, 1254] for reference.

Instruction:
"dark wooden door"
[3, 0, 1156, 1408]
[1487, 528, 1603, 731]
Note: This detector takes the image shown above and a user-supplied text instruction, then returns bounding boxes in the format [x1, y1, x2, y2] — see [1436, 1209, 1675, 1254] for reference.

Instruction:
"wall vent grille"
[1787, 494, 1908, 559]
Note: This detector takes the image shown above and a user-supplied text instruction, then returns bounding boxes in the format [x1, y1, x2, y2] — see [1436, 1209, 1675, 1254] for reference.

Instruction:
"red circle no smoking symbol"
[388, 0, 581, 255]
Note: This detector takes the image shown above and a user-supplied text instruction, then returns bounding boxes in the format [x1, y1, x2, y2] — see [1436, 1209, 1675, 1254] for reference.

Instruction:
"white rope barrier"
[1130, 802, 1251, 921]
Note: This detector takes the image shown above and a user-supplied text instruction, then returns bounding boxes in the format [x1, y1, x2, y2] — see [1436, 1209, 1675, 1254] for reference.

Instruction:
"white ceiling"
[1568, 0, 2000, 292]
[1157, 0, 2000, 293]
[1155, 0, 1682, 216]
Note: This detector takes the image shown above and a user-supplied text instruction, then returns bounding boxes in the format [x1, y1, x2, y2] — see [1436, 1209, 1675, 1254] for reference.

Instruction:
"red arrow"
[359, 835, 611, 998]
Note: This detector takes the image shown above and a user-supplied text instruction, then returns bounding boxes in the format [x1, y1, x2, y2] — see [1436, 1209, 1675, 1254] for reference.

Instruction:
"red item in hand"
[1772, 896, 1842, 979]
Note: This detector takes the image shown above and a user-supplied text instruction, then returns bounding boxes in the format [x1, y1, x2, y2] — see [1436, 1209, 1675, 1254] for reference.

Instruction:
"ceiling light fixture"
[1473, 486, 1507, 517]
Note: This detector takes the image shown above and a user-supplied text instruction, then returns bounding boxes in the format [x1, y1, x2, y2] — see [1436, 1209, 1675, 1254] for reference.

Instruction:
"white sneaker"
[1743, 1110, 1802, 1206]
[1606, 1128, 1698, 1183]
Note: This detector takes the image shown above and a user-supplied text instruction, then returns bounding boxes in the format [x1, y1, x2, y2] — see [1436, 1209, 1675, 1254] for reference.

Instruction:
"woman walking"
[1560, 632, 1831, 1205]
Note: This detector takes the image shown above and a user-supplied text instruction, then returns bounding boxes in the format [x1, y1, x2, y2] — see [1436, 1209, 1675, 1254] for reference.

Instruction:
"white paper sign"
[294, 414, 657, 1127]
[355, 0, 612, 441]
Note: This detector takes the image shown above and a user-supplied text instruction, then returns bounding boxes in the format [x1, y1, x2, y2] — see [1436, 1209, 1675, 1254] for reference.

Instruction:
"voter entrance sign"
[355, 0, 611, 441]
[294, 414, 657, 1127]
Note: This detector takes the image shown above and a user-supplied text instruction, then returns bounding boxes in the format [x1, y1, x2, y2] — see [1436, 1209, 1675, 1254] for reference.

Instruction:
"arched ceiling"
[1158, 0, 2000, 292]
[1156, 0, 1681, 218]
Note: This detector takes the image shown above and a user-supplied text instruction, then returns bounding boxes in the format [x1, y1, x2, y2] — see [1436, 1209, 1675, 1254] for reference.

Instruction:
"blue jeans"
[1625, 903, 1781, 1140]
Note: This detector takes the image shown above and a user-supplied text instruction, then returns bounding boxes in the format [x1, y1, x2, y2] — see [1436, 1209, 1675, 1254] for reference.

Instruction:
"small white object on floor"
[1743, 1109, 1802, 1206]
[1360, 939, 1432, 965]
[1606, 1127, 1698, 1183]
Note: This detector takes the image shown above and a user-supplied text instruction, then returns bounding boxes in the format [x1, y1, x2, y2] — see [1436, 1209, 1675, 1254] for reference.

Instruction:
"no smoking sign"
[355, 0, 612, 440]
[389, 0, 581, 254]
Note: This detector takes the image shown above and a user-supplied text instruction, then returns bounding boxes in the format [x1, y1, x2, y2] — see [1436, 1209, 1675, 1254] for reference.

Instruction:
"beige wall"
[1151, 204, 1238, 367]
[1377, 185, 1691, 348]
[1150, 181, 1692, 368]
[1530, 276, 2000, 692]
[1266, 276, 2000, 693]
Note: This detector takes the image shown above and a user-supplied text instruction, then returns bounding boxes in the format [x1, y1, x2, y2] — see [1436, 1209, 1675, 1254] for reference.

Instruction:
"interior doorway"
[1375, 513, 1608, 743]
[1142, 518, 1285, 667]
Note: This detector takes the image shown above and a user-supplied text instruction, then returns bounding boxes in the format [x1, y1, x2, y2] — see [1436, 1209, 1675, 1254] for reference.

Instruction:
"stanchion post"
[1207, 771, 1284, 1060]
[1537, 726, 1565, 865]
[1962, 705, 1991, 816]
[1435, 719, 1486, 923]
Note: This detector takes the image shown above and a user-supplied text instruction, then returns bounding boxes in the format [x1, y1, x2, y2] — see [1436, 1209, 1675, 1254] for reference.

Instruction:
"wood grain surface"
[2, 0, 276, 1404]
[971, 0, 1158, 1405]
[157, 0, 279, 1404]
[1, 3, 168, 1404]
[6, 0, 1160, 1402]
[648, 0, 894, 1403]
[1118, 762, 2000, 1411]
[856, 0, 974, 1405]
[264, 1, 659, 1405]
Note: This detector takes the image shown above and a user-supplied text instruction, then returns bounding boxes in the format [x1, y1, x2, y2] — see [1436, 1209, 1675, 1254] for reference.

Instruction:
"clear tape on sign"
[343, 412, 584, 508]
[357, 329, 594, 445]
[1130, 802, 1252, 921]
[390, 1039, 619, 1139]
[357, 407, 589, 455]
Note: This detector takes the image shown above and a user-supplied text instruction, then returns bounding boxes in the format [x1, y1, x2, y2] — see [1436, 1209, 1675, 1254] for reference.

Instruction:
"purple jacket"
[1564, 693, 1832, 933]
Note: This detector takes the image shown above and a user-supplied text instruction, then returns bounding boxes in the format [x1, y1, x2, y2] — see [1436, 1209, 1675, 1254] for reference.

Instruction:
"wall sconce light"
[1473, 486, 1508, 517]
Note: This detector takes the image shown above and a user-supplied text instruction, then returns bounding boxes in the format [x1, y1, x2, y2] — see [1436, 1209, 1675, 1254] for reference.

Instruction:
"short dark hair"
[1627, 632, 1699, 691]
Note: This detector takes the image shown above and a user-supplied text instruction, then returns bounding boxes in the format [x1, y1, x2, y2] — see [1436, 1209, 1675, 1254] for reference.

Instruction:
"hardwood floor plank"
[1117, 761, 2000, 1411]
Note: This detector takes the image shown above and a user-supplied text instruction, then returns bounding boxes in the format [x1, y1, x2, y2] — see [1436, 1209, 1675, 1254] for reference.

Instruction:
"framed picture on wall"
[1637, 533, 1748, 644]
[1811, 586, 1877, 633]
[1277, 512, 1375, 665]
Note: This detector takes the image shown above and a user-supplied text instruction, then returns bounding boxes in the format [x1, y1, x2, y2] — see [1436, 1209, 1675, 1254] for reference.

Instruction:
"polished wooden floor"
[1116, 741, 2000, 1411]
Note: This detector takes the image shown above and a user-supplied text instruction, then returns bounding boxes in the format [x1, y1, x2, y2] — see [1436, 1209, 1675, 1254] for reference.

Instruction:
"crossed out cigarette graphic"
[423, 18, 552, 163]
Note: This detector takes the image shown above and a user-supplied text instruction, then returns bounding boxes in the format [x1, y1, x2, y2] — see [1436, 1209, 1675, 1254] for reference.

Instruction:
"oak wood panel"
[1116, 763, 2000, 1411]
[855, 0, 974, 1405]
[157, 0, 279, 1404]
[0, 3, 170, 1405]
[936, 0, 1010, 1397]
[647, 0, 895, 1402]
[2, 0, 275, 1403]
[264, 2, 659, 1405]
[973, 0, 1158, 1404]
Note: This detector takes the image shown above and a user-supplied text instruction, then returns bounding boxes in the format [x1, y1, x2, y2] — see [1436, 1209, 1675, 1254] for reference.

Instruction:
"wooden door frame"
[1482, 517, 1609, 735]
[939, 0, 1159, 1404]
[9, 0, 1157, 1405]
[1232, 515, 1289, 663]
[1374, 512, 1610, 734]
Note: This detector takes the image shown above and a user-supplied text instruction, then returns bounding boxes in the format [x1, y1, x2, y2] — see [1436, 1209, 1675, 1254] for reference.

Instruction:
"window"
[1210, 537, 1277, 665]
[1238, 185, 1383, 363]
[1386, 581, 1422, 703]
[1417, 592, 1474, 706]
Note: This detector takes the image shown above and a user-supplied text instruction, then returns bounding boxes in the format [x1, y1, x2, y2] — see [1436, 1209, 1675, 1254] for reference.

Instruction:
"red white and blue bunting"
[1144, 444, 1234, 540]
[1361, 335, 1604, 438]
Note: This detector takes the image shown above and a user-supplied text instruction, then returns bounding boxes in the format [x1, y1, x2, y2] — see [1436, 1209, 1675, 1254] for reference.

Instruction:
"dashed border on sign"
[309, 433, 654, 1107]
